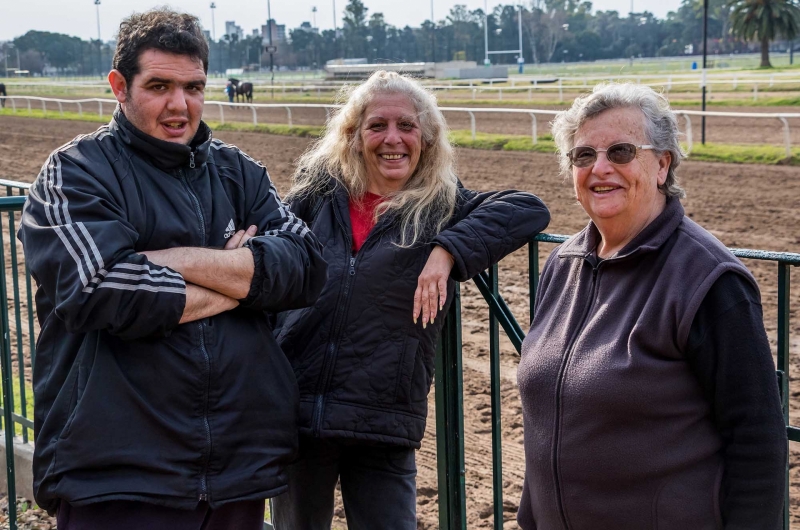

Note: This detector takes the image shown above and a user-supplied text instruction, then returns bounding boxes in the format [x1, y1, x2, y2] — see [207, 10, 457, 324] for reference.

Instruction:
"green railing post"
[777, 263, 790, 530]
[488, 265, 504, 530]
[435, 283, 467, 530]
[529, 241, 539, 321]
[0, 213, 17, 530]
[7, 207, 28, 443]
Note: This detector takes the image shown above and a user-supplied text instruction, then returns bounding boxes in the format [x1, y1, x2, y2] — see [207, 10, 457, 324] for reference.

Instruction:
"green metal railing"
[0, 185, 795, 529]
[0, 184, 34, 530]
[434, 234, 799, 530]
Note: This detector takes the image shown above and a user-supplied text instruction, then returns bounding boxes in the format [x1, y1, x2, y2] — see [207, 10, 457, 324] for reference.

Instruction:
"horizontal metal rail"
[4, 96, 797, 154]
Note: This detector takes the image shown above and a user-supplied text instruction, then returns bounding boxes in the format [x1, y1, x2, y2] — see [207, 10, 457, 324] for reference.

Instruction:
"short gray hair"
[552, 83, 686, 199]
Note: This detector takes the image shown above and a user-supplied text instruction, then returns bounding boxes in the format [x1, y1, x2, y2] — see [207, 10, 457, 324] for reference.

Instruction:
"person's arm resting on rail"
[432, 185, 550, 282]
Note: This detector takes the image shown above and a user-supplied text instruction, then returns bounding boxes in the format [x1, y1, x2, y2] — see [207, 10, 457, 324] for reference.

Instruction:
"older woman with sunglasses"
[516, 83, 786, 530]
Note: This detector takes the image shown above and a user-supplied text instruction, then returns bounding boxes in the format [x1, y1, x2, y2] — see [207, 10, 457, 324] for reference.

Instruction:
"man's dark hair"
[113, 8, 209, 86]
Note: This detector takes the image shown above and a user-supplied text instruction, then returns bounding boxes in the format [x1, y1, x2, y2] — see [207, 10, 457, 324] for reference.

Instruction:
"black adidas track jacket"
[19, 109, 327, 513]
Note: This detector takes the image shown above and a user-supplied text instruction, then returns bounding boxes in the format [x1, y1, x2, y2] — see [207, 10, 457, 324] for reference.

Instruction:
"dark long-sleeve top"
[686, 271, 787, 529]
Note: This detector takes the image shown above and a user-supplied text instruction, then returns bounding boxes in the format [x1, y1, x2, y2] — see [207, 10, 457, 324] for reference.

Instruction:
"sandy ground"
[0, 115, 799, 528]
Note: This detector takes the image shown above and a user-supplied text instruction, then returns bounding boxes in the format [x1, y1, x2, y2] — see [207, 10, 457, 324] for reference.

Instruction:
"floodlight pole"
[95, 0, 101, 42]
[431, 0, 436, 63]
[518, 2, 523, 64]
[210, 3, 217, 41]
[333, 0, 338, 59]
[701, 0, 708, 144]
[484, 0, 489, 65]
[268, 0, 275, 99]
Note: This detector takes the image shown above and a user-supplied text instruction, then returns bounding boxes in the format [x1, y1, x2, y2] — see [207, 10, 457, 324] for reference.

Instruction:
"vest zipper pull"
[189, 152, 196, 169]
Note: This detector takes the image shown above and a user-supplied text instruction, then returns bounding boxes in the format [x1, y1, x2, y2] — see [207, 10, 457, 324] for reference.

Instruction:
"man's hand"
[412, 246, 454, 329]
[224, 225, 258, 250]
[142, 246, 255, 300]
[180, 284, 239, 323]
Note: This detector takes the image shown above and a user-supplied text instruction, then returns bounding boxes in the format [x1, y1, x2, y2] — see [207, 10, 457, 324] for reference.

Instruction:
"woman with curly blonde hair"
[270, 71, 550, 529]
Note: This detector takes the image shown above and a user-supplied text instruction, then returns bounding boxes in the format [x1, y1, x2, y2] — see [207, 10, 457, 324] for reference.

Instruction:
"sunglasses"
[567, 143, 654, 168]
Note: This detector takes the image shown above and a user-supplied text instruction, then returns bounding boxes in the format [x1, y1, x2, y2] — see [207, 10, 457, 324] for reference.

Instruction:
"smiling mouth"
[380, 154, 406, 160]
[162, 121, 187, 130]
[591, 186, 618, 193]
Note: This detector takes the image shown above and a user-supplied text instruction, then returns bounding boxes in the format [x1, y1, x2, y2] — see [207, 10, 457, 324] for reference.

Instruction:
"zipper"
[312, 254, 357, 435]
[178, 167, 211, 502]
[309, 193, 393, 435]
[197, 321, 212, 502]
[179, 172, 206, 246]
[551, 262, 601, 529]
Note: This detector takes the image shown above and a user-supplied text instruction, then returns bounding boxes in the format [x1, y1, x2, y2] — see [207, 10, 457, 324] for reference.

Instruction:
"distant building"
[261, 19, 286, 43]
[202, 30, 212, 42]
[297, 22, 319, 35]
[225, 21, 244, 41]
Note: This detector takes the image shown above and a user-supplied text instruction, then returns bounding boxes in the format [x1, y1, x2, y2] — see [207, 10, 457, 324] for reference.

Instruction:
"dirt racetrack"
[1, 114, 799, 528]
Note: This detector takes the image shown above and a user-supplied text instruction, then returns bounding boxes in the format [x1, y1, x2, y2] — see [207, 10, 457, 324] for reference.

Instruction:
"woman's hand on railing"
[413, 245, 454, 329]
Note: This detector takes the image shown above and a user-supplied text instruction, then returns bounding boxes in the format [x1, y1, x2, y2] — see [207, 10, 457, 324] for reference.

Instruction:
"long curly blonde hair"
[286, 70, 458, 247]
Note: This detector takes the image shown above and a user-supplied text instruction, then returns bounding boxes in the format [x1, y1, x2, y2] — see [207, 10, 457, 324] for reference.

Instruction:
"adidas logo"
[223, 219, 235, 239]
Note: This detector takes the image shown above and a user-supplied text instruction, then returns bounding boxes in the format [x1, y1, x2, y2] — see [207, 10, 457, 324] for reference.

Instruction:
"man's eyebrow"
[143, 77, 174, 85]
[143, 77, 206, 87]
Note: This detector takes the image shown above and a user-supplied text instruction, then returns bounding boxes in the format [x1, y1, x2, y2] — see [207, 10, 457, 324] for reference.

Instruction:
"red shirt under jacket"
[349, 192, 383, 253]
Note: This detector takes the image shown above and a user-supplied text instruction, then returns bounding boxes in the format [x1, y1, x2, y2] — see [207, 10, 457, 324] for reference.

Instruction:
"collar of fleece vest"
[558, 197, 684, 261]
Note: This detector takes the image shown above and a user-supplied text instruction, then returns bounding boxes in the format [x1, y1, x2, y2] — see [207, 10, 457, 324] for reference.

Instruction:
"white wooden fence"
[2, 96, 799, 157]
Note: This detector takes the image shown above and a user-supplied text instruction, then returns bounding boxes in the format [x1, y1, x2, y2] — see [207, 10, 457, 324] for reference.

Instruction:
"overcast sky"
[1, 0, 683, 43]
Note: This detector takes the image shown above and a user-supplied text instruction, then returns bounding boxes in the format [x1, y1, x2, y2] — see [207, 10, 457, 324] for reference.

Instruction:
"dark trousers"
[57, 499, 265, 530]
[272, 437, 417, 530]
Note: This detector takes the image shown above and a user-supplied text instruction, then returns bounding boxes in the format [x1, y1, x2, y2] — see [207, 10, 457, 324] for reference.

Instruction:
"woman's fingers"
[413, 285, 422, 324]
[438, 277, 447, 313]
[428, 280, 438, 325]
[414, 247, 454, 326]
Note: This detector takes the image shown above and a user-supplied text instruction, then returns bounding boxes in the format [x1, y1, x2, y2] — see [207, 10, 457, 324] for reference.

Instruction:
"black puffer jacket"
[276, 177, 550, 447]
[20, 110, 327, 512]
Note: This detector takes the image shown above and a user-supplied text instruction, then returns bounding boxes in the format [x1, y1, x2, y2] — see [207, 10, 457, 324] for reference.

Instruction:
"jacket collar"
[558, 197, 685, 260]
[110, 107, 213, 172]
[330, 176, 401, 241]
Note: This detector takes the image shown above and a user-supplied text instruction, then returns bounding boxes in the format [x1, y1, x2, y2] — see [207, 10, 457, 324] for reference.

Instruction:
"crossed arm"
[143, 226, 258, 324]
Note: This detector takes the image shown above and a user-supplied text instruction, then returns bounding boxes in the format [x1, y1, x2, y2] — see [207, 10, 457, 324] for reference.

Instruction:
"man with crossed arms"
[19, 9, 327, 529]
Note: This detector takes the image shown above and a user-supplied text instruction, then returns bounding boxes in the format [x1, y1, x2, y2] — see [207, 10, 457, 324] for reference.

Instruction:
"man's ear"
[108, 69, 128, 104]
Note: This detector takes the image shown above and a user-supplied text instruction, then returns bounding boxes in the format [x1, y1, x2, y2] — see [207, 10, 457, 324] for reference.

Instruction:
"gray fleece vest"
[517, 198, 757, 530]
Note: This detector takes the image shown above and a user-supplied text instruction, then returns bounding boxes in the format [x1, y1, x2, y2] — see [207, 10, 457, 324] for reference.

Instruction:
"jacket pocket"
[394, 337, 420, 404]
[59, 337, 97, 440]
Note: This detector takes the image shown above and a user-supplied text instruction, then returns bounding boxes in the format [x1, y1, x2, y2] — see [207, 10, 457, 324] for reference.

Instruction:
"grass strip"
[208, 121, 324, 138]
[3, 108, 798, 166]
[687, 142, 800, 165]
[0, 378, 35, 439]
[5, 89, 800, 108]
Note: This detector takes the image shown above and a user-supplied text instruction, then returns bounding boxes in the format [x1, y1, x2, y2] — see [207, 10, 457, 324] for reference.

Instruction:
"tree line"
[2, 0, 798, 76]
[289, 0, 799, 68]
